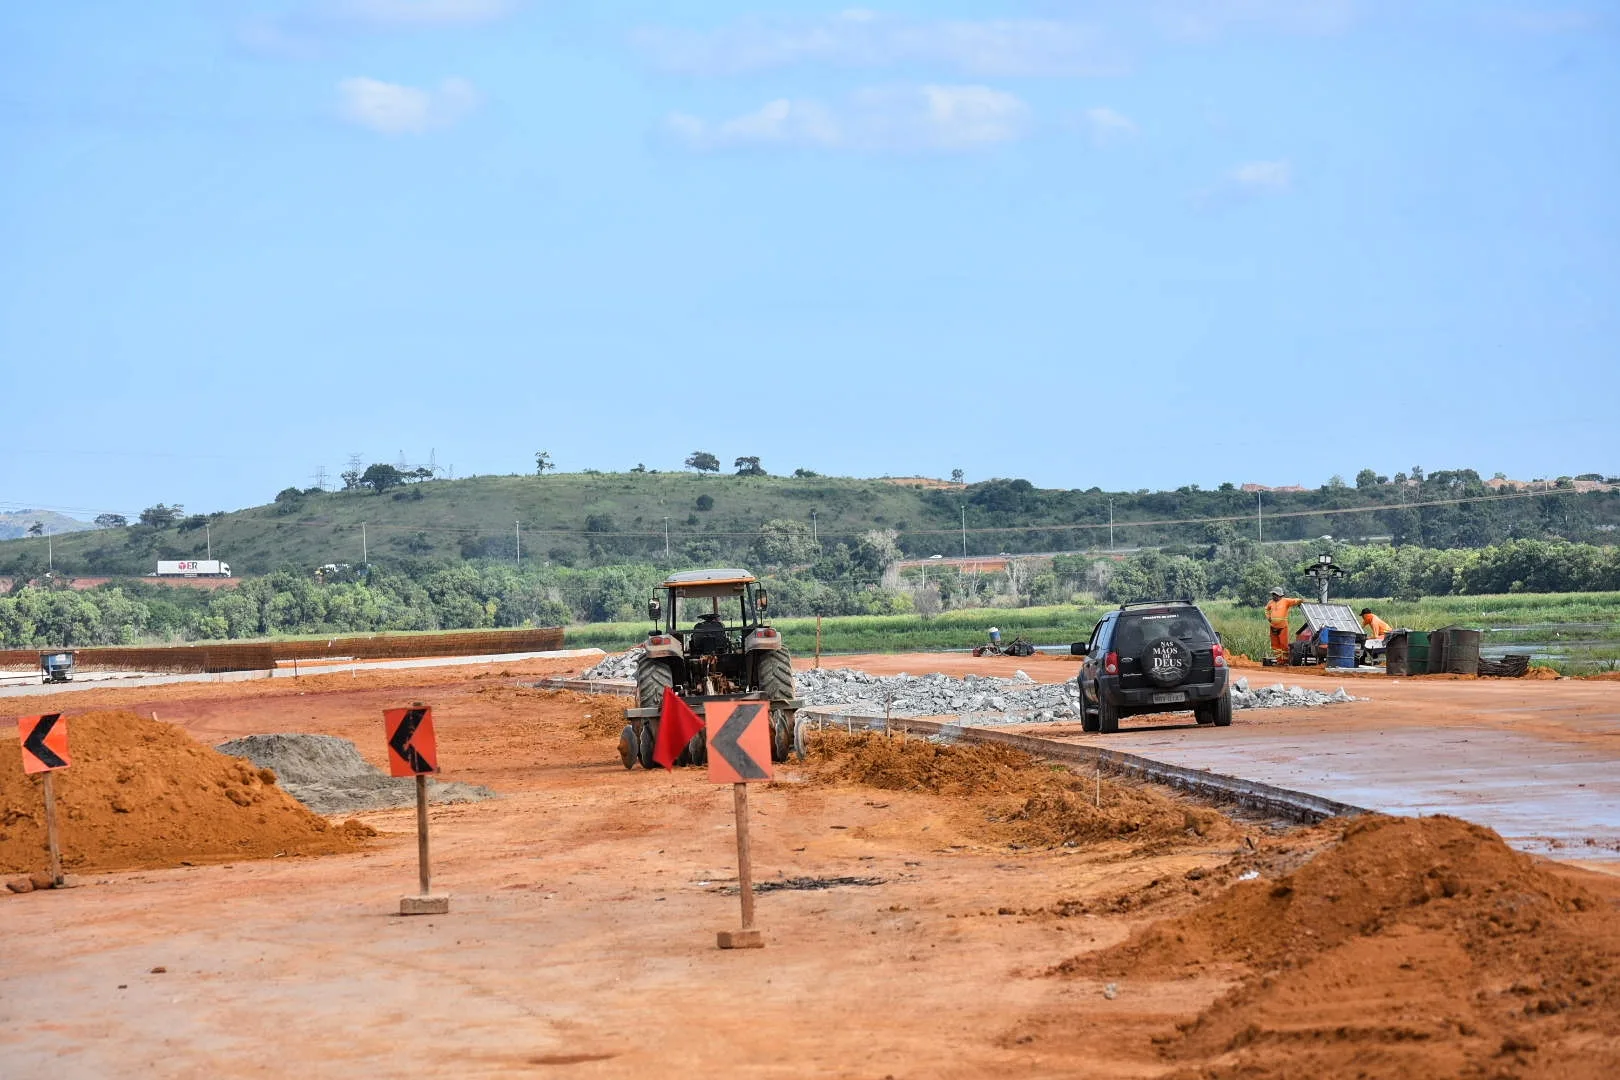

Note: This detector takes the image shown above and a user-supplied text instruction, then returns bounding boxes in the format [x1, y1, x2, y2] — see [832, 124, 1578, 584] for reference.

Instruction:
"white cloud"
[1228, 160, 1293, 193]
[1154, 0, 1358, 40]
[666, 84, 1031, 153]
[336, 77, 479, 134]
[634, 12, 1125, 77]
[1082, 106, 1137, 143]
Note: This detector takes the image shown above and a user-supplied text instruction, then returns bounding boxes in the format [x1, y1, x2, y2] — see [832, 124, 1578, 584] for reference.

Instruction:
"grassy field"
[567, 591, 1620, 673]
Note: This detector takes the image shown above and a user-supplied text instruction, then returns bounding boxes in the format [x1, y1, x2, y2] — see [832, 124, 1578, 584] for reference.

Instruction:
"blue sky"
[2, 0, 1616, 520]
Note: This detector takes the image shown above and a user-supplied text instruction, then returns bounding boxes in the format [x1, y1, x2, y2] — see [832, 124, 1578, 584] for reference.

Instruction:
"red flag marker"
[652, 688, 703, 770]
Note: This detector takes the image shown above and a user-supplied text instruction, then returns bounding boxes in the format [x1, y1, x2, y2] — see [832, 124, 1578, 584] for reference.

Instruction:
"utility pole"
[1257, 493, 1264, 542]
[206, 522, 212, 560]
[663, 516, 670, 558]
[1108, 499, 1114, 551]
[515, 520, 521, 569]
[362, 522, 368, 567]
[811, 510, 818, 546]
[47, 533, 53, 571]
[961, 505, 967, 557]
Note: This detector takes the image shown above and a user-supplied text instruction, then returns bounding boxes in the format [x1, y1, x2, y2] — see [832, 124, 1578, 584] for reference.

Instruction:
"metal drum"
[1428, 629, 1451, 675]
[1326, 628, 1358, 669]
[1386, 631, 1409, 675]
[1445, 627, 1482, 675]
[1405, 630, 1430, 675]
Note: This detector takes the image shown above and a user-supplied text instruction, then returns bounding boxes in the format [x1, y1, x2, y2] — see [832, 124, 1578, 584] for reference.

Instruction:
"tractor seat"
[690, 621, 729, 656]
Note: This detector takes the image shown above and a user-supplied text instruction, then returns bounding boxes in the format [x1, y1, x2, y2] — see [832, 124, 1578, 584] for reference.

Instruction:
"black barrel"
[1386, 631, 1409, 676]
[1446, 628, 1482, 675]
[1428, 629, 1451, 675]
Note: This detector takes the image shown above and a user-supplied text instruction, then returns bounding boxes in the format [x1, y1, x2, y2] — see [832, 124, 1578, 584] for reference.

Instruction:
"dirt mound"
[804, 731, 1240, 850]
[1, 711, 373, 876]
[1063, 815, 1620, 1078]
[217, 735, 496, 815]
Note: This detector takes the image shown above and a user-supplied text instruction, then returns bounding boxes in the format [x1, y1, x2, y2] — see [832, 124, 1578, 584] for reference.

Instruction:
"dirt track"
[2, 654, 1617, 1077]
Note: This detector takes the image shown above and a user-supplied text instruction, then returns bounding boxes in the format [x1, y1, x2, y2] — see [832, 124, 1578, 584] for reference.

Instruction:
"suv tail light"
[1212, 643, 1227, 668]
[1104, 651, 1119, 676]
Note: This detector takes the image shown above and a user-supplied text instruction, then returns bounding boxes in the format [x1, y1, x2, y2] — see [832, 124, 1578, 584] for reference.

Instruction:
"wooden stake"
[42, 771, 63, 887]
[399, 772, 448, 914]
[718, 782, 763, 948]
[734, 783, 755, 930]
[416, 772, 431, 896]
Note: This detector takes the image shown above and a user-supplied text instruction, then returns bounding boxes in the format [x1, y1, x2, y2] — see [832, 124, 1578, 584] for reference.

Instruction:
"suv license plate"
[1151, 692, 1187, 705]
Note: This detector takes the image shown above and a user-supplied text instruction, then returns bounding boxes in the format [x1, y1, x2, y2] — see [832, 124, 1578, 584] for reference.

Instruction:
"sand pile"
[1, 711, 373, 877]
[1063, 814, 1620, 1078]
[805, 731, 1238, 849]
[217, 735, 496, 815]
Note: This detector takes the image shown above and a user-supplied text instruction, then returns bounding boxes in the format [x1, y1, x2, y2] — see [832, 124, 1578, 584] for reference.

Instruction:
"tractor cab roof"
[660, 568, 758, 595]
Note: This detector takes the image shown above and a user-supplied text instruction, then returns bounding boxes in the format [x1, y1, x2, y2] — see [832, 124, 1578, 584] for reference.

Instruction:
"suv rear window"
[1113, 609, 1215, 654]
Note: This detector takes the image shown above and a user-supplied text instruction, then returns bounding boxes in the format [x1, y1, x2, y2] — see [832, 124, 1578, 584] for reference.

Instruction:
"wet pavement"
[1094, 720, 1620, 858]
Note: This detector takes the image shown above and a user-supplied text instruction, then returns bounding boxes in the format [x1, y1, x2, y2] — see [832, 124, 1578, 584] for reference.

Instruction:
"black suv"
[1070, 600, 1232, 733]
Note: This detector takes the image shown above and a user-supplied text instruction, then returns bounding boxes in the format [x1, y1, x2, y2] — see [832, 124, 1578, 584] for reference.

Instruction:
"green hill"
[2, 469, 1616, 579]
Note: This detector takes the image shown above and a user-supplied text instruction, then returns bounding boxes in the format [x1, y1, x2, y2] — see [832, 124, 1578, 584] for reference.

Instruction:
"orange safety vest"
[1265, 596, 1301, 628]
[1362, 612, 1392, 637]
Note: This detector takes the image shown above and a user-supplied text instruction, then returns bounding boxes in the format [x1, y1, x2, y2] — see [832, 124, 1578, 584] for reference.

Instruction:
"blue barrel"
[1327, 628, 1358, 668]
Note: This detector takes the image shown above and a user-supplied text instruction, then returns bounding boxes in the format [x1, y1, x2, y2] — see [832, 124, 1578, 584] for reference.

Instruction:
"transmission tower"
[312, 465, 329, 491]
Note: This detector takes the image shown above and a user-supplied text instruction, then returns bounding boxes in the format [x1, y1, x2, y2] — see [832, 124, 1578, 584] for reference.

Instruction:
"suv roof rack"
[1117, 599, 1197, 610]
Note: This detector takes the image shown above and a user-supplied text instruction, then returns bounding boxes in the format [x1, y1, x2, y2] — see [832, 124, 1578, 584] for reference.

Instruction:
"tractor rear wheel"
[754, 650, 796, 763]
[635, 658, 675, 710]
[618, 725, 639, 769]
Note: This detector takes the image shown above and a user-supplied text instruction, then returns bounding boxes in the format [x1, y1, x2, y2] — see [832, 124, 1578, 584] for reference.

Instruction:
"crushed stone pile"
[579, 647, 644, 681]
[578, 654, 1361, 721]
[216, 735, 496, 815]
[797, 668, 1360, 722]
[0, 711, 373, 877]
[1229, 675, 1358, 709]
[798, 667, 1083, 722]
[1061, 814, 1620, 1077]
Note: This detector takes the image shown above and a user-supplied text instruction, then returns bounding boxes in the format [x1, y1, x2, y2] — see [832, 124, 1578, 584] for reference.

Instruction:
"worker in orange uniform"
[1360, 608, 1392, 639]
[1265, 587, 1303, 662]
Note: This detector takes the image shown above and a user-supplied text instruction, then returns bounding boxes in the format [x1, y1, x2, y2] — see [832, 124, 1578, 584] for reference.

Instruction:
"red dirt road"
[1, 653, 1616, 1077]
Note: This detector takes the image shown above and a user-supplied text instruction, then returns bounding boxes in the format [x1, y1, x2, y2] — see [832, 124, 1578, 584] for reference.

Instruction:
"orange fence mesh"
[0, 627, 565, 674]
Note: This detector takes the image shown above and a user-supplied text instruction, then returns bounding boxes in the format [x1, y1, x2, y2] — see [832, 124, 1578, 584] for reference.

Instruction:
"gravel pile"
[580, 647, 644, 681]
[796, 669, 1360, 722]
[574, 656, 1362, 722]
[1230, 676, 1359, 709]
[217, 734, 497, 815]
[798, 667, 1083, 722]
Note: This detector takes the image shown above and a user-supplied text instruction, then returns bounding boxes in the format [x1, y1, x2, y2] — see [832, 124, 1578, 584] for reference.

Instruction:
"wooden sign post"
[706, 700, 773, 949]
[17, 713, 71, 887]
[384, 704, 447, 915]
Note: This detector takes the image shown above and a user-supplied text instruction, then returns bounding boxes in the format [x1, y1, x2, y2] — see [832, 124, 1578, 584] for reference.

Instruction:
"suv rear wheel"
[1195, 693, 1233, 727]
[1096, 693, 1121, 735]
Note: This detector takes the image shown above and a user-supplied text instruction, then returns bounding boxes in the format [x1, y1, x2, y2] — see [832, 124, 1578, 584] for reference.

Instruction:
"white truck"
[155, 559, 231, 578]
